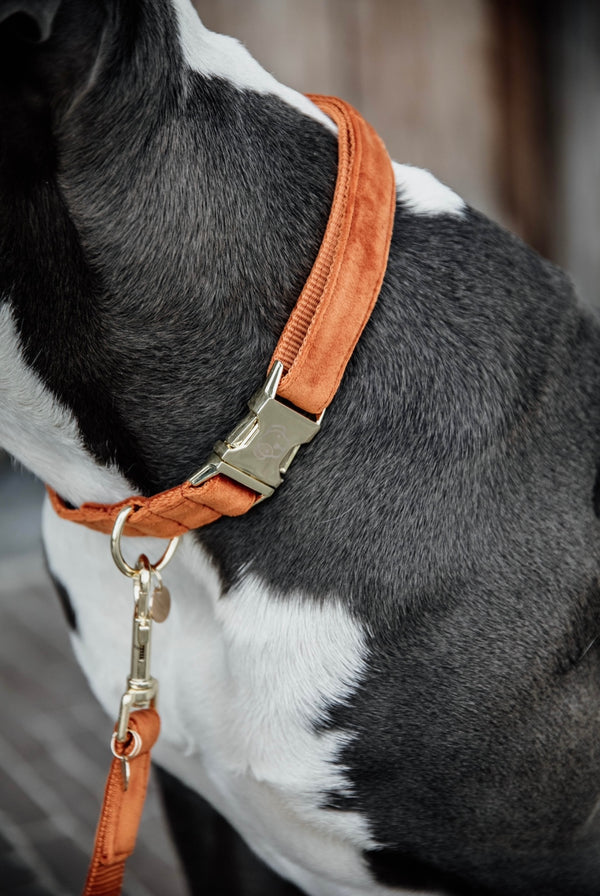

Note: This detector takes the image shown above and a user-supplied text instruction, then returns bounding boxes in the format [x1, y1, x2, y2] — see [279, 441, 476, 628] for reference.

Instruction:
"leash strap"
[46, 95, 395, 539]
[83, 709, 160, 896]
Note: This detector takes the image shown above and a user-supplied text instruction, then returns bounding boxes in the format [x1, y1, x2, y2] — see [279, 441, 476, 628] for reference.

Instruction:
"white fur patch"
[393, 161, 465, 217]
[0, 303, 132, 506]
[42, 503, 425, 894]
[170, 0, 335, 132]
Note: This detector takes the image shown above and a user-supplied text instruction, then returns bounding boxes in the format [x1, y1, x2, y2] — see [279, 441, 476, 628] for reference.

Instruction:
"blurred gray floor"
[0, 460, 189, 896]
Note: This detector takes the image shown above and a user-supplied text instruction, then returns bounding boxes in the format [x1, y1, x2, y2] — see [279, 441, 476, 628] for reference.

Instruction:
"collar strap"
[47, 95, 395, 539]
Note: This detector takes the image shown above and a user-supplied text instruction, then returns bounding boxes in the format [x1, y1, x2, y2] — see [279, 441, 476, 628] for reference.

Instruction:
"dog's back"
[2, 2, 600, 894]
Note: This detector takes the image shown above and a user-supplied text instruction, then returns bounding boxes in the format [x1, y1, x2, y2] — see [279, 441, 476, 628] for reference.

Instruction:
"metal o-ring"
[111, 729, 142, 759]
[110, 506, 180, 578]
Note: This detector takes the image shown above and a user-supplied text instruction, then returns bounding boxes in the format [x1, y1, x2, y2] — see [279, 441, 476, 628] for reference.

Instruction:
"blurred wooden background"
[193, 0, 600, 309]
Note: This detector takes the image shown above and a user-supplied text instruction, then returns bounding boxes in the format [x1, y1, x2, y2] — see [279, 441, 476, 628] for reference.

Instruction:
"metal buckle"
[189, 360, 323, 499]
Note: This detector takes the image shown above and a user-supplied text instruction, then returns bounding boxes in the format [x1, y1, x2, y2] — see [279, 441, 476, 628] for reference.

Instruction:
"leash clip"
[110, 508, 179, 787]
[189, 360, 323, 498]
[115, 557, 157, 747]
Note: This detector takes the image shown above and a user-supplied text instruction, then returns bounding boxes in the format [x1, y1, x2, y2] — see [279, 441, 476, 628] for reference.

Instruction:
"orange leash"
[82, 536, 176, 896]
[83, 709, 160, 896]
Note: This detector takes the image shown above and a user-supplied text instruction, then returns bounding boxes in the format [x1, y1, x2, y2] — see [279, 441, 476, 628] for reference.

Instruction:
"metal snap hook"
[110, 506, 180, 578]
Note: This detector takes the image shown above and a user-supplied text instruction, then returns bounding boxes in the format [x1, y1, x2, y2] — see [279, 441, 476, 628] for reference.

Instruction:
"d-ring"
[110, 506, 180, 578]
[111, 728, 142, 757]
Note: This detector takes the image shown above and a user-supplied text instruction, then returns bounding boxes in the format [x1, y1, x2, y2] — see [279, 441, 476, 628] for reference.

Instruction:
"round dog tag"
[151, 584, 171, 623]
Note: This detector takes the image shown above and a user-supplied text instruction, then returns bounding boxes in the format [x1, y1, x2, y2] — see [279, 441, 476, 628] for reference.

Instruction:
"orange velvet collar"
[47, 95, 395, 539]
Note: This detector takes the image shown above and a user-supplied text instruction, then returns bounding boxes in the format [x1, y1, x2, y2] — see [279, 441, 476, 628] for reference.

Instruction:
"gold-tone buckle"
[189, 360, 323, 499]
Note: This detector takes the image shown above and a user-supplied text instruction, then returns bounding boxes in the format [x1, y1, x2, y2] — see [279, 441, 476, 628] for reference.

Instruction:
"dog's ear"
[0, 0, 61, 43]
[0, 0, 107, 117]
[0, 0, 107, 180]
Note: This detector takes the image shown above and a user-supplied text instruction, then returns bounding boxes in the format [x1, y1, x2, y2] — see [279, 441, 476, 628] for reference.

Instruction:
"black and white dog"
[2, 1, 600, 894]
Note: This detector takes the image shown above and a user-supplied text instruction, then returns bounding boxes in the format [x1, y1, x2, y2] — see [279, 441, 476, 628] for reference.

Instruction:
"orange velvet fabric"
[47, 474, 259, 538]
[48, 95, 395, 540]
[271, 95, 396, 415]
[83, 709, 160, 896]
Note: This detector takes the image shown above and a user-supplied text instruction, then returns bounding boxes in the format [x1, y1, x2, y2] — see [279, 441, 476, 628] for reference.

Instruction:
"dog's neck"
[0, 1, 339, 504]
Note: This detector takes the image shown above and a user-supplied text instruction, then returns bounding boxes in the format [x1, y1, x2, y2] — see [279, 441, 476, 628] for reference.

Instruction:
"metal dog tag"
[151, 584, 171, 624]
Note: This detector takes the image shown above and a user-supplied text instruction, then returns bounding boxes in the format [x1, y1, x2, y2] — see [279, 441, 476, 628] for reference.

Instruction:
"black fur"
[3, 1, 600, 894]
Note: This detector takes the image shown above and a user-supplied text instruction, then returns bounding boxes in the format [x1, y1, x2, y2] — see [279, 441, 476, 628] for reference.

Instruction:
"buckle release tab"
[189, 361, 322, 498]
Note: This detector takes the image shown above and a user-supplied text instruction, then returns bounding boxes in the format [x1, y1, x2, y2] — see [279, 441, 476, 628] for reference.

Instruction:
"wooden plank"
[193, 0, 503, 220]
[194, 0, 600, 271]
[489, 0, 557, 259]
[195, 0, 350, 97]
[553, 0, 600, 308]
[354, 0, 501, 219]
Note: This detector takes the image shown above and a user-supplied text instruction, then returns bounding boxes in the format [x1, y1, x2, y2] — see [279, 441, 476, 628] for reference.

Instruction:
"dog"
[2, 1, 600, 894]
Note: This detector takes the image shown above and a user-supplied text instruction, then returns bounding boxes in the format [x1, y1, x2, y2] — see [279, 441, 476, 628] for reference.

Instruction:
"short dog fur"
[2, 2, 600, 894]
